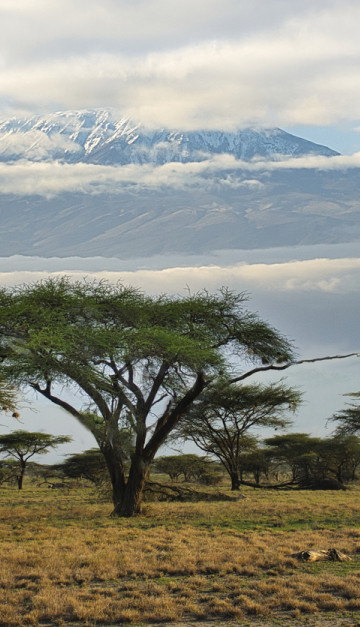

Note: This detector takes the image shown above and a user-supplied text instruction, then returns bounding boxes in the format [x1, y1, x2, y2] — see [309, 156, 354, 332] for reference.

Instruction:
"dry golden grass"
[0, 482, 360, 626]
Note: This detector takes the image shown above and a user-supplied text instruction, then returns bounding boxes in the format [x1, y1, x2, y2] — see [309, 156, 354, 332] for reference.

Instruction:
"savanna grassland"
[1, 482, 360, 627]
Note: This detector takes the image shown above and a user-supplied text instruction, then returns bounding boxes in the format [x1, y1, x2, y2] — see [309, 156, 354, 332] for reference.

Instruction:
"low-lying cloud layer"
[1, 256, 359, 294]
[1, 152, 360, 197]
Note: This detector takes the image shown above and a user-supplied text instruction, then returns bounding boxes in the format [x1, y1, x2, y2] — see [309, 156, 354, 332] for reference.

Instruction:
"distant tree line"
[1, 431, 360, 493]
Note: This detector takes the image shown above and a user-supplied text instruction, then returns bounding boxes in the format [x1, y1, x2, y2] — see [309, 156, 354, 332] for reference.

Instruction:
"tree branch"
[32, 382, 82, 419]
[31, 382, 98, 435]
[230, 353, 360, 384]
[144, 371, 206, 460]
[144, 361, 169, 414]
[116, 363, 145, 411]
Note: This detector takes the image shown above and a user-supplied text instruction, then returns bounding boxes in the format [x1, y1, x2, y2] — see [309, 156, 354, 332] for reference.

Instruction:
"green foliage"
[238, 445, 272, 485]
[0, 278, 295, 514]
[0, 430, 71, 489]
[264, 432, 360, 486]
[330, 393, 360, 435]
[317, 435, 360, 482]
[0, 430, 71, 458]
[172, 381, 300, 489]
[0, 459, 19, 485]
[153, 455, 187, 481]
[0, 377, 17, 413]
[153, 454, 219, 483]
[0, 278, 293, 388]
[58, 449, 108, 485]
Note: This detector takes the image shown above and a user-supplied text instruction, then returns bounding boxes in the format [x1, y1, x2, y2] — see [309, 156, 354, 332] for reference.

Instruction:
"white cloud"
[83, 258, 360, 295]
[1, 257, 359, 295]
[0, 1, 337, 57]
[1, 151, 360, 197]
[0, 160, 207, 196]
[0, 130, 81, 160]
[0, 1, 360, 129]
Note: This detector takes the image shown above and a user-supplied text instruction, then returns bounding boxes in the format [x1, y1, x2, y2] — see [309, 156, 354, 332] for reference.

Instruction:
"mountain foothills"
[0, 109, 359, 258]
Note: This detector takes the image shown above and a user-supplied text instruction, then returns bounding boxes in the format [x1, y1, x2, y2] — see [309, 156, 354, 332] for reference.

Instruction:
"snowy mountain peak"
[0, 109, 339, 165]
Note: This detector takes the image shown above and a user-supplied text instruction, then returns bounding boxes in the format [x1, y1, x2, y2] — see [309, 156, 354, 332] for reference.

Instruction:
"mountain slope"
[0, 109, 358, 259]
[0, 109, 338, 164]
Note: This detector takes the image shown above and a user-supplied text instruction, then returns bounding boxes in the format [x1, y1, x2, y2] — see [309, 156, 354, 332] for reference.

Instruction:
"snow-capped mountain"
[1, 109, 358, 259]
[0, 109, 338, 165]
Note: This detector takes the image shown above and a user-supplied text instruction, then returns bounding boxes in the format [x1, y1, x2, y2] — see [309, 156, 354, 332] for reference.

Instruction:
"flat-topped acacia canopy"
[0, 277, 296, 516]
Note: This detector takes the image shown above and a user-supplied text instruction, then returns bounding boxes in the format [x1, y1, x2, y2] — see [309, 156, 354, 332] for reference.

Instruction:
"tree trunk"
[17, 460, 26, 490]
[230, 471, 241, 491]
[336, 464, 345, 484]
[101, 443, 126, 507]
[111, 457, 149, 517]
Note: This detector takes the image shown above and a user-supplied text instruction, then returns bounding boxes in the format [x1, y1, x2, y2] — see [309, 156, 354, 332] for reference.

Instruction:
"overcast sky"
[1, 0, 360, 152]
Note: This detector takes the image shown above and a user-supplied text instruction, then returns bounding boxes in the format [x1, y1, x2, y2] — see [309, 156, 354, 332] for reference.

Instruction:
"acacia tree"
[58, 449, 109, 486]
[264, 433, 360, 487]
[319, 436, 360, 483]
[0, 277, 297, 516]
[0, 430, 71, 489]
[153, 454, 216, 483]
[238, 445, 272, 485]
[172, 381, 300, 489]
[330, 393, 360, 435]
[264, 433, 323, 484]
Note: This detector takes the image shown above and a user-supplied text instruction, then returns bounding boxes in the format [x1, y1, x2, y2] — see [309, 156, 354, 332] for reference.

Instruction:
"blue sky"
[286, 124, 360, 156]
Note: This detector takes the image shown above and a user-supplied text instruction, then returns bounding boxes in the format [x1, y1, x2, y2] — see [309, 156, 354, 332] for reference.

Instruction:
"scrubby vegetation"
[1, 477, 360, 626]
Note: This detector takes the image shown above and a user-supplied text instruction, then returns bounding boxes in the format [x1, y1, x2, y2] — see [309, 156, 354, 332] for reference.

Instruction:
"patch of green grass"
[303, 557, 360, 576]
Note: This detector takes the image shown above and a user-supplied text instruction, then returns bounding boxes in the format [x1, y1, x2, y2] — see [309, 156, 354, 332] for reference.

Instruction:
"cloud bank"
[1, 256, 359, 294]
[0, 153, 360, 197]
[1, 152, 360, 197]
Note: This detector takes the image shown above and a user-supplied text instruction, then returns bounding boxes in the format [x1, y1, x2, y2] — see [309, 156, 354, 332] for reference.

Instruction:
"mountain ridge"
[0, 109, 339, 165]
[0, 109, 358, 260]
